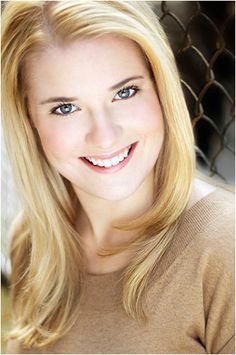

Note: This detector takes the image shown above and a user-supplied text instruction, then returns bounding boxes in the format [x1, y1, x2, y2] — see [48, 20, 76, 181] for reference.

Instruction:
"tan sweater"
[7, 188, 235, 354]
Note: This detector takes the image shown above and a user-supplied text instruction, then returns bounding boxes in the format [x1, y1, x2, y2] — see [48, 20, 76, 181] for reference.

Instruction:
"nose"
[85, 111, 122, 150]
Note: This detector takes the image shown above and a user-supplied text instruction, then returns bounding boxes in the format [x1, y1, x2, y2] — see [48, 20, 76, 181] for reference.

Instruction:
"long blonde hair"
[2, 0, 195, 349]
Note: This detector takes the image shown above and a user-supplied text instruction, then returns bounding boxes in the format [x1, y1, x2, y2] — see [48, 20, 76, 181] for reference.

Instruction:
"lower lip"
[79, 142, 138, 174]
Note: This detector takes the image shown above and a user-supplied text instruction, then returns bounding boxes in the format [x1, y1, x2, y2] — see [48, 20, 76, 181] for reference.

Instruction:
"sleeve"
[202, 212, 235, 354]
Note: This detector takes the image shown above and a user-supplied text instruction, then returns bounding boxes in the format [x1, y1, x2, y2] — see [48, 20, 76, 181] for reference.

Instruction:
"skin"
[26, 34, 215, 273]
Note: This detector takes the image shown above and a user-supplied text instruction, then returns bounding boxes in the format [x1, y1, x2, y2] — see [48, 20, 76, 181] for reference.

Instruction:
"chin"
[97, 187, 139, 201]
[81, 180, 143, 202]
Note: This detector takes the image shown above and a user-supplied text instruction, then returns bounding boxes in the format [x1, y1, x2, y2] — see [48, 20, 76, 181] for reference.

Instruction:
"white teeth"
[90, 158, 97, 165]
[84, 145, 132, 167]
[123, 149, 128, 158]
[118, 154, 124, 161]
[104, 160, 112, 168]
[111, 156, 119, 166]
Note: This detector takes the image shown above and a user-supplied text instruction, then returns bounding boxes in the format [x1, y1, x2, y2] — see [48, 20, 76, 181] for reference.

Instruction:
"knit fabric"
[7, 188, 235, 354]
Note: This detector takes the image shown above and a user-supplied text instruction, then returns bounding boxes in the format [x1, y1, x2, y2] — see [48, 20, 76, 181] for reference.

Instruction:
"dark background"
[152, 1, 235, 184]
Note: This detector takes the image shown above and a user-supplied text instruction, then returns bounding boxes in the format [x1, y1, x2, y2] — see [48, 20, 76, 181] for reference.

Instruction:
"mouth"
[80, 142, 137, 173]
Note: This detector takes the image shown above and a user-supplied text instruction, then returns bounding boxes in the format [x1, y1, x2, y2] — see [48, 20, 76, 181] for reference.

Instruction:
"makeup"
[80, 142, 138, 174]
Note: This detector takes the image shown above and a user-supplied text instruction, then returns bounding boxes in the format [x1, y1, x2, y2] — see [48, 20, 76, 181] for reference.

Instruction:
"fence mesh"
[152, 1, 235, 184]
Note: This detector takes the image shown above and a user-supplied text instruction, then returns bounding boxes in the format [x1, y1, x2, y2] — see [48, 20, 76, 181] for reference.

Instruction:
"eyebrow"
[39, 75, 144, 105]
[40, 96, 78, 105]
[109, 75, 144, 90]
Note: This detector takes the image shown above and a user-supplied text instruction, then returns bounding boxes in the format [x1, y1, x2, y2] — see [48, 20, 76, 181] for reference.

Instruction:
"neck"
[73, 172, 155, 248]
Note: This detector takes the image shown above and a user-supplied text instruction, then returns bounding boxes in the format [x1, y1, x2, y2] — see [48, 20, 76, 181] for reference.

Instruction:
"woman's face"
[26, 34, 164, 201]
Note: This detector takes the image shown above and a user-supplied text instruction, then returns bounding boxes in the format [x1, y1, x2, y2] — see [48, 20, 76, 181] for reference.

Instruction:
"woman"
[2, 1, 234, 353]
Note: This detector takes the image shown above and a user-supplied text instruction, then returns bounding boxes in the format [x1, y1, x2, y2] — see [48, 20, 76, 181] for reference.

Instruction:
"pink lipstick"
[79, 142, 138, 174]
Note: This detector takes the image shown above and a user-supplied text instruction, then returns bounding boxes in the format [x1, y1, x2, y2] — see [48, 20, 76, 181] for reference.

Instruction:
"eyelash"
[50, 85, 140, 117]
[113, 84, 140, 102]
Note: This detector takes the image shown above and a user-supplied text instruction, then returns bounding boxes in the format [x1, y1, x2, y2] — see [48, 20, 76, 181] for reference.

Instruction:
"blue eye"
[51, 103, 79, 116]
[113, 85, 140, 101]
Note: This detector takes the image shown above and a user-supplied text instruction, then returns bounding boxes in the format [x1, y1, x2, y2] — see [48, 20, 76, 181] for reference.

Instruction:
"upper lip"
[82, 142, 135, 160]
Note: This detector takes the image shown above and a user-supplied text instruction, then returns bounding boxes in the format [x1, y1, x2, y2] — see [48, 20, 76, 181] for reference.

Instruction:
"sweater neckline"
[85, 187, 224, 279]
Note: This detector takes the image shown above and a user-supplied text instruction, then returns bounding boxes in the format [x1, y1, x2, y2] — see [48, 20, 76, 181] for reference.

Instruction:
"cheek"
[143, 105, 163, 134]
[129, 96, 164, 136]
[36, 123, 79, 160]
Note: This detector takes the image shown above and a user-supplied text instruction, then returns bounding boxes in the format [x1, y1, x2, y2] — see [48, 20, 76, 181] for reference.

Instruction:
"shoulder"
[184, 186, 234, 244]
[177, 186, 234, 275]
[150, 186, 234, 284]
[194, 187, 234, 246]
[188, 188, 235, 354]
[183, 187, 235, 283]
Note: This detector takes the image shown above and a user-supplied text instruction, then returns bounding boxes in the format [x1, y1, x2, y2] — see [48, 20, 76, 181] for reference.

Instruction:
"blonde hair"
[2, 0, 195, 349]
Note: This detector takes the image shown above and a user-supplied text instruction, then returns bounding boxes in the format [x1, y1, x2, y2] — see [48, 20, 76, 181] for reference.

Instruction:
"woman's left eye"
[51, 103, 79, 116]
[113, 85, 140, 101]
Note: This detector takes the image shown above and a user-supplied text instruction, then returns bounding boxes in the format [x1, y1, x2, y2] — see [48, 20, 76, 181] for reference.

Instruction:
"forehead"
[24, 34, 150, 97]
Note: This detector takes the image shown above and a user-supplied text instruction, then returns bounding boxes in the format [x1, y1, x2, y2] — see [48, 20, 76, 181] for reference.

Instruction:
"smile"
[85, 145, 131, 167]
[80, 142, 137, 174]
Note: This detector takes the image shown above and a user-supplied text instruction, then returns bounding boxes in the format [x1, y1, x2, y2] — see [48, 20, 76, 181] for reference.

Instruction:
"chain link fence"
[152, 1, 235, 184]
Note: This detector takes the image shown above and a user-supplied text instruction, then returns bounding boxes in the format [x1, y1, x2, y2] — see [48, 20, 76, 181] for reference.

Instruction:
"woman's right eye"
[50, 103, 79, 116]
